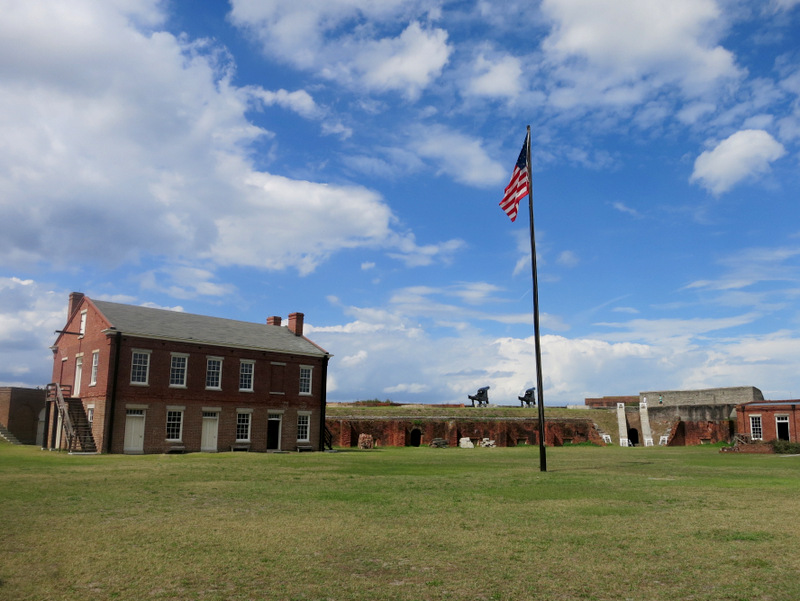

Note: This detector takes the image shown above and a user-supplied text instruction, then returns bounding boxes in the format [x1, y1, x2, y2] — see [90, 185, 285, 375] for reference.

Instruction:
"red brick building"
[45, 293, 331, 454]
[736, 400, 800, 443]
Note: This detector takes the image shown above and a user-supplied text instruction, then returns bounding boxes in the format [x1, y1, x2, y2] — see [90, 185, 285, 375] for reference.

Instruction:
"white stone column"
[640, 396, 654, 446]
[617, 402, 629, 447]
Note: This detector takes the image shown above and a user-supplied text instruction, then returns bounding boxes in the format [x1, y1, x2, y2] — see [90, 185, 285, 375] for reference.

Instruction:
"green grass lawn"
[1, 441, 799, 601]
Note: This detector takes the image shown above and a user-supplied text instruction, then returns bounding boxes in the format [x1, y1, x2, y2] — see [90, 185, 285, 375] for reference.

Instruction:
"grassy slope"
[1, 441, 798, 601]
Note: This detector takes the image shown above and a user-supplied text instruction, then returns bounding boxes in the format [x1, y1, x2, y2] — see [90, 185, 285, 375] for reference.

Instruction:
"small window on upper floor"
[239, 360, 254, 392]
[170, 353, 189, 388]
[130, 350, 151, 386]
[79, 310, 87, 336]
[299, 366, 312, 395]
[89, 351, 99, 386]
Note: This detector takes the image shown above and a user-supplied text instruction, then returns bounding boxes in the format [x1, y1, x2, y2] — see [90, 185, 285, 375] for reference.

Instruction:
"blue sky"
[2, 0, 800, 405]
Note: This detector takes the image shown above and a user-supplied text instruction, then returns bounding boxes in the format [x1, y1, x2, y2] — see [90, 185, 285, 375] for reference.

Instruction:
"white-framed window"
[89, 351, 99, 386]
[236, 410, 252, 442]
[750, 415, 763, 440]
[239, 360, 255, 392]
[206, 356, 223, 390]
[165, 406, 184, 441]
[169, 353, 189, 388]
[74, 354, 83, 396]
[87, 404, 94, 425]
[297, 411, 311, 442]
[130, 350, 151, 385]
[79, 310, 87, 336]
[299, 366, 312, 395]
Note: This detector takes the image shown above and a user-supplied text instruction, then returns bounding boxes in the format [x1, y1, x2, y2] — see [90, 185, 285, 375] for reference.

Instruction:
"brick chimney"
[288, 312, 304, 336]
[266, 316, 282, 326]
[68, 292, 85, 319]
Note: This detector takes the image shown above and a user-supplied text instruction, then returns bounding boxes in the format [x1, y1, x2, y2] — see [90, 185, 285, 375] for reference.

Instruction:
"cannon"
[518, 387, 536, 408]
[468, 386, 490, 407]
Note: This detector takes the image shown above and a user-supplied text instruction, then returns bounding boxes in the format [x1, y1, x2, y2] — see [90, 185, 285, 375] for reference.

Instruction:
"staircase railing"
[323, 425, 333, 450]
[47, 383, 76, 451]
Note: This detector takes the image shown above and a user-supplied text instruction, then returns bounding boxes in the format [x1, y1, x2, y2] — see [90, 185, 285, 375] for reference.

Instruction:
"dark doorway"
[777, 417, 790, 441]
[627, 428, 640, 446]
[409, 428, 422, 447]
[267, 416, 281, 450]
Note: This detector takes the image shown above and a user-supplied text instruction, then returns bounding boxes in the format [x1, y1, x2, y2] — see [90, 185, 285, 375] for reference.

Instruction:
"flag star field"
[2, 0, 800, 405]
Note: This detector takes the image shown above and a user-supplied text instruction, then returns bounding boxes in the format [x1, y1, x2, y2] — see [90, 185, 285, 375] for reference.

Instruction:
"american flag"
[499, 134, 529, 222]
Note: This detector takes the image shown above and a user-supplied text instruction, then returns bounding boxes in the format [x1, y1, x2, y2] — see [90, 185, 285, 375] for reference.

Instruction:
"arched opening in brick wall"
[409, 428, 422, 447]
[627, 427, 640, 446]
[671, 422, 686, 446]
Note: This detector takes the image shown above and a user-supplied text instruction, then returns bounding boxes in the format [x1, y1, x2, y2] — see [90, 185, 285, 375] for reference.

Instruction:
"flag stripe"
[499, 134, 529, 222]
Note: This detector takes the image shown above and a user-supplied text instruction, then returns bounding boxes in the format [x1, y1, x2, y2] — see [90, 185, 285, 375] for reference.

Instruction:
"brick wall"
[326, 417, 605, 447]
[585, 396, 638, 408]
[0, 387, 46, 444]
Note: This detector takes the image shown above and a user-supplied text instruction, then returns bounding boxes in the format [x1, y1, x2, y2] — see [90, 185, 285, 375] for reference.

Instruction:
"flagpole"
[525, 125, 547, 472]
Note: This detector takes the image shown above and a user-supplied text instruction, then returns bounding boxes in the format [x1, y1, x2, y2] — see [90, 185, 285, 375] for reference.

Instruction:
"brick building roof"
[91, 299, 329, 357]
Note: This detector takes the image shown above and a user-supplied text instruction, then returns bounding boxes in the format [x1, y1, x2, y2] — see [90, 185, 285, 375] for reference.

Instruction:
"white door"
[74, 356, 83, 396]
[201, 412, 219, 452]
[123, 409, 145, 453]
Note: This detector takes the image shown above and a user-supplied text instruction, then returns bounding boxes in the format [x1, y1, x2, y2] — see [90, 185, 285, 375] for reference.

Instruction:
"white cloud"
[211, 171, 396, 275]
[229, 1, 451, 99]
[677, 101, 717, 124]
[684, 246, 800, 311]
[772, 0, 800, 11]
[139, 265, 236, 300]
[556, 250, 579, 268]
[467, 53, 523, 99]
[340, 349, 368, 367]
[384, 382, 430, 394]
[247, 87, 323, 119]
[0, 0, 449, 276]
[354, 22, 452, 100]
[312, 294, 797, 405]
[410, 125, 507, 186]
[0, 278, 65, 386]
[611, 202, 642, 218]
[540, 0, 742, 107]
[594, 313, 760, 345]
[690, 129, 787, 194]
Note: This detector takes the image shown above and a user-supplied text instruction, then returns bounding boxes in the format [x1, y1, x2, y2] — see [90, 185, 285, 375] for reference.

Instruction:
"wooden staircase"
[46, 383, 98, 454]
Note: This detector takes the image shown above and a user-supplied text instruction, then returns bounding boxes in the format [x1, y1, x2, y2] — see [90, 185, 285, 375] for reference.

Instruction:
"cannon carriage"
[468, 386, 490, 407]
[518, 387, 536, 407]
